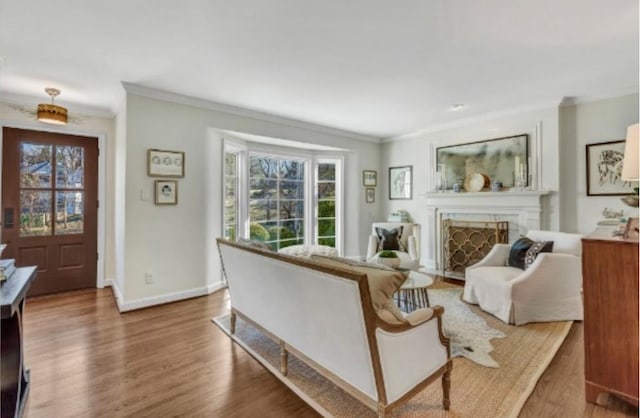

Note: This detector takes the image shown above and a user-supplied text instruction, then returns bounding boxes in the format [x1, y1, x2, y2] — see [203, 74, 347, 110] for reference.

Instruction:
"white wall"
[381, 105, 562, 264]
[118, 88, 381, 307]
[560, 93, 639, 234]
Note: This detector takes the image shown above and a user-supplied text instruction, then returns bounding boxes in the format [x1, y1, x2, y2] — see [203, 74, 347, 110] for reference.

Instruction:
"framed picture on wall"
[363, 170, 377, 186]
[586, 140, 637, 196]
[389, 166, 412, 200]
[155, 180, 178, 205]
[148, 149, 185, 177]
[365, 188, 375, 203]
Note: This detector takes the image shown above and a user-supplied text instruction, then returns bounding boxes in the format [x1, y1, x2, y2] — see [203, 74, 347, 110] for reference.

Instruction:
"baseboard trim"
[207, 281, 227, 294]
[104, 278, 124, 312]
[103, 280, 227, 313]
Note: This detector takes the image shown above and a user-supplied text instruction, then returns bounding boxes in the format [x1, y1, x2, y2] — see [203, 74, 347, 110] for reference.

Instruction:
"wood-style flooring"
[21, 287, 637, 417]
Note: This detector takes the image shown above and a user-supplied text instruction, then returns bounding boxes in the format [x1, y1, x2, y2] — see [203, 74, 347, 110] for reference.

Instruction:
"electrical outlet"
[145, 272, 153, 284]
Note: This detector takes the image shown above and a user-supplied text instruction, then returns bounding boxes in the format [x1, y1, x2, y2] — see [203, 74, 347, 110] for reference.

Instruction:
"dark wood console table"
[1, 266, 37, 418]
[582, 235, 638, 407]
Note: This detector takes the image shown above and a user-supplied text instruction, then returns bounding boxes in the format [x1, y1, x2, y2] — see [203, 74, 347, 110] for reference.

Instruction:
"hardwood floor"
[21, 287, 637, 417]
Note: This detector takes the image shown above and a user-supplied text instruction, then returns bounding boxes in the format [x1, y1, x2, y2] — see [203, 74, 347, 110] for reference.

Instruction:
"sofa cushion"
[278, 244, 338, 258]
[375, 227, 406, 252]
[507, 237, 534, 269]
[309, 255, 408, 324]
[524, 241, 554, 269]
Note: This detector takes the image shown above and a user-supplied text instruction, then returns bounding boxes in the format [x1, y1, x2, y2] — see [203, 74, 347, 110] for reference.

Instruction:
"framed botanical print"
[586, 140, 636, 196]
[365, 188, 375, 203]
[389, 166, 412, 200]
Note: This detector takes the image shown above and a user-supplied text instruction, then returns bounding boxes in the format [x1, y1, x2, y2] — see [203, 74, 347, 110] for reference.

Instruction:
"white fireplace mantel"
[422, 190, 552, 272]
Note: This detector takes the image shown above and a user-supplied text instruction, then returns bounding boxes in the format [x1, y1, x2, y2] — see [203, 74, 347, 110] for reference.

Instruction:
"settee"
[217, 238, 452, 417]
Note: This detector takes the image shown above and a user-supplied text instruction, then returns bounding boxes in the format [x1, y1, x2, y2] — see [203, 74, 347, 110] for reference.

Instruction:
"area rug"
[427, 287, 505, 367]
[212, 288, 572, 418]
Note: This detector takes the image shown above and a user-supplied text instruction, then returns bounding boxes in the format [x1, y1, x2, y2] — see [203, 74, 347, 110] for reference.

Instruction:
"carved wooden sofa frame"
[217, 238, 452, 417]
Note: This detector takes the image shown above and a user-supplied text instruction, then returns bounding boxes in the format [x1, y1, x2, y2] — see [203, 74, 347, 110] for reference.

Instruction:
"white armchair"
[366, 222, 420, 270]
[463, 230, 583, 325]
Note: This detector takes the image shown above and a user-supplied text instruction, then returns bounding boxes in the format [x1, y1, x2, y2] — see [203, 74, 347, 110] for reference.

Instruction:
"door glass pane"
[55, 191, 84, 235]
[56, 146, 84, 188]
[20, 191, 52, 237]
[20, 143, 52, 188]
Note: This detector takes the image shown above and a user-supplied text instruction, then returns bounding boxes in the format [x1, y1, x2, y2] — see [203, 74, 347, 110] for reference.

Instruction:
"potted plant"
[377, 250, 400, 269]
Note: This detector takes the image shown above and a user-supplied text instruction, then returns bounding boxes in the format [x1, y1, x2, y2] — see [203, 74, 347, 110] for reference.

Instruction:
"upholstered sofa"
[217, 238, 452, 417]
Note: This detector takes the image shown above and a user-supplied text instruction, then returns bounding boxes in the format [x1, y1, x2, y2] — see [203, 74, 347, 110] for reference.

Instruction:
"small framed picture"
[363, 170, 377, 187]
[586, 140, 636, 196]
[155, 180, 178, 205]
[148, 149, 185, 178]
[365, 188, 375, 203]
[389, 166, 412, 200]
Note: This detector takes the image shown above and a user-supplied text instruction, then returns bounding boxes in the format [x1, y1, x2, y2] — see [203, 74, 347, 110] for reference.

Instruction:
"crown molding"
[383, 98, 565, 143]
[559, 86, 639, 107]
[121, 82, 381, 144]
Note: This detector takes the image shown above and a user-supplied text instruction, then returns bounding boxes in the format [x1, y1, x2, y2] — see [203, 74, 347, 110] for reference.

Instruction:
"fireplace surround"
[423, 190, 551, 275]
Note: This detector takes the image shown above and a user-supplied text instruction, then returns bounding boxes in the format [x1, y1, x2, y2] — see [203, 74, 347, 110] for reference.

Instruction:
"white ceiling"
[0, 0, 637, 138]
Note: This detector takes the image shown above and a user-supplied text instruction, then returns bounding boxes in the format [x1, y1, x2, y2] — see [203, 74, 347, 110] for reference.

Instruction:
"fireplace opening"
[442, 219, 509, 277]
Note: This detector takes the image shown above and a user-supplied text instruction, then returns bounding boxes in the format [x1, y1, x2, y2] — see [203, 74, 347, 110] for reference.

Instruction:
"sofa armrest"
[467, 244, 511, 269]
[510, 253, 582, 301]
[366, 235, 379, 259]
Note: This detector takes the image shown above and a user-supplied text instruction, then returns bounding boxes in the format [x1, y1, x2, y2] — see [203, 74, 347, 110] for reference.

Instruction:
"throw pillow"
[507, 237, 534, 269]
[308, 255, 408, 324]
[524, 241, 554, 269]
[375, 227, 406, 252]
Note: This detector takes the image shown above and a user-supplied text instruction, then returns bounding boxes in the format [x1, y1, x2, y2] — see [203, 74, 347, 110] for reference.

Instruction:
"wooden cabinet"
[582, 235, 638, 407]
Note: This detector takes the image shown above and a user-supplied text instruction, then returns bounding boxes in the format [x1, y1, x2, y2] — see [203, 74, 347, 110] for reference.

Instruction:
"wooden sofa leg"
[442, 368, 451, 410]
[280, 342, 288, 376]
[377, 403, 386, 418]
[230, 312, 237, 334]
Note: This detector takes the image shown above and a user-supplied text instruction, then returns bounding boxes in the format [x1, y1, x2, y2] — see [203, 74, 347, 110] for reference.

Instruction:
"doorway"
[2, 127, 98, 295]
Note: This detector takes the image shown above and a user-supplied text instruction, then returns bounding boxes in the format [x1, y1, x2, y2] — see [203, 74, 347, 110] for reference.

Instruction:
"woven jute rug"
[212, 285, 572, 418]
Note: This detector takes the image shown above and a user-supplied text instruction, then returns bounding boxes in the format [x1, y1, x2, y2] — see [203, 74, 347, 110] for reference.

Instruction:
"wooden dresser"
[582, 234, 638, 407]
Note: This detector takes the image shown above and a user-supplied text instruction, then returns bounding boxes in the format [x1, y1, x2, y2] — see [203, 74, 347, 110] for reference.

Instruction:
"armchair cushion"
[375, 226, 405, 252]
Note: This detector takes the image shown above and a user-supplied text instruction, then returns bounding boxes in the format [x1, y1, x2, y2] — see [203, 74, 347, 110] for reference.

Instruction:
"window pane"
[249, 200, 278, 221]
[250, 157, 278, 179]
[318, 183, 335, 199]
[224, 153, 237, 176]
[318, 164, 335, 181]
[280, 200, 304, 219]
[224, 178, 237, 199]
[55, 191, 84, 235]
[250, 221, 273, 242]
[20, 143, 52, 188]
[318, 219, 335, 236]
[280, 181, 304, 199]
[56, 146, 84, 188]
[318, 200, 335, 218]
[318, 237, 335, 247]
[250, 179, 277, 199]
[279, 160, 305, 180]
[279, 220, 304, 240]
[20, 191, 52, 237]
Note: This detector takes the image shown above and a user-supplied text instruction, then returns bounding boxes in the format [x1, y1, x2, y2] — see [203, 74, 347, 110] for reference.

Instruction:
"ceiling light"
[449, 104, 465, 111]
[37, 87, 67, 125]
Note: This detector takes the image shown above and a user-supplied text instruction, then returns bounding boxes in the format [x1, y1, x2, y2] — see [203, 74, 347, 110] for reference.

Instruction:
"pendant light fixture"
[37, 87, 68, 125]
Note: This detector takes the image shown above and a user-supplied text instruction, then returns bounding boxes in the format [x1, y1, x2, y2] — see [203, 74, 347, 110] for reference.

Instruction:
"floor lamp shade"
[621, 123, 639, 181]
